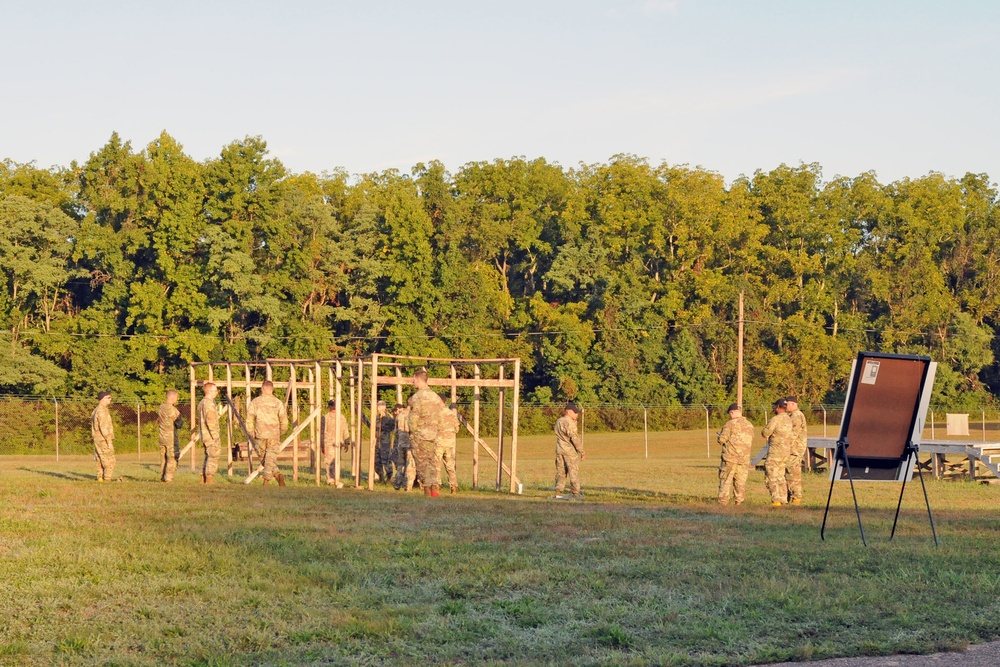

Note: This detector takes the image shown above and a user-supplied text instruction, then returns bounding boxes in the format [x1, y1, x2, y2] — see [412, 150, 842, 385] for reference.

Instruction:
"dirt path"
[757, 641, 1000, 667]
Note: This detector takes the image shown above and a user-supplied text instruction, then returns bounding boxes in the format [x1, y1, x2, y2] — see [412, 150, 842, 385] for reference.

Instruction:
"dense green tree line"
[2, 132, 998, 407]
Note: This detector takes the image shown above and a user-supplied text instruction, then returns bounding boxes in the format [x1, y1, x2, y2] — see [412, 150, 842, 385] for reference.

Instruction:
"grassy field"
[2, 427, 1000, 666]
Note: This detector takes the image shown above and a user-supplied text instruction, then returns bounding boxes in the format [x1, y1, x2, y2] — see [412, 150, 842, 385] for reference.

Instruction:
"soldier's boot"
[276, 472, 286, 487]
[97, 477, 105, 483]
[450, 485, 457, 495]
[262, 477, 270, 486]
[790, 498, 802, 505]
[771, 501, 783, 506]
[430, 485, 440, 498]
[423, 485, 431, 496]
[206, 475, 214, 485]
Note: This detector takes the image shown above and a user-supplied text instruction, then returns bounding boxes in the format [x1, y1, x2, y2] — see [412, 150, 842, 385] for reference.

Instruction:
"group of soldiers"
[716, 397, 809, 506]
[321, 370, 461, 495]
[91, 369, 462, 496]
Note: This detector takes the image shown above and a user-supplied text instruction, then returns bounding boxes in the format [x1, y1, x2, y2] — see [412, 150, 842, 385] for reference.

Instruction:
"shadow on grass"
[587, 485, 709, 504]
[18, 467, 93, 481]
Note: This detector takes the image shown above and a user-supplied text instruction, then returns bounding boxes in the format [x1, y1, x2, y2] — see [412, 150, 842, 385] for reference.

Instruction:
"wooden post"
[226, 364, 234, 476]
[291, 364, 299, 482]
[136, 399, 142, 462]
[643, 406, 649, 459]
[245, 363, 253, 475]
[395, 365, 403, 406]
[473, 364, 480, 490]
[334, 361, 343, 485]
[315, 361, 322, 486]
[356, 358, 364, 488]
[705, 405, 711, 458]
[349, 365, 357, 481]
[496, 364, 505, 492]
[737, 290, 744, 409]
[509, 358, 520, 494]
[450, 364, 458, 405]
[368, 355, 379, 490]
[189, 365, 197, 471]
[54, 398, 60, 462]
[931, 410, 935, 439]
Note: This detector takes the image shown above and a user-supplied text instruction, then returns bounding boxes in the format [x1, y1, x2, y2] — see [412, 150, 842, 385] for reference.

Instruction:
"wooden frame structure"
[187, 354, 522, 493]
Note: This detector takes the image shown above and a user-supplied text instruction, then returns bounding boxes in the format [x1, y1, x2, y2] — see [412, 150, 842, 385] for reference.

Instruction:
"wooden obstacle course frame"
[188, 354, 522, 493]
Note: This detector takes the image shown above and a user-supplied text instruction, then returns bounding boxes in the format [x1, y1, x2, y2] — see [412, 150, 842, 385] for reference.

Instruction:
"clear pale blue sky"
[2, 0, 998, 184]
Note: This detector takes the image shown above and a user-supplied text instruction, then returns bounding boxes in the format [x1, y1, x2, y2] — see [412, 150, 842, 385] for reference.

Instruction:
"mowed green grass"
[2, 427, 1000, 666]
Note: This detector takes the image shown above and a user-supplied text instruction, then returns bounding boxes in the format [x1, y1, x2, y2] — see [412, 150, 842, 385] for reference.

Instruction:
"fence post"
[930, 410, 935, 439]
[821, 405, 827, 438]
[54, 397, 60, 463]
[136, 400, 142, 462]
[643, 406, 648, 459]
[704, 405, 710, 459]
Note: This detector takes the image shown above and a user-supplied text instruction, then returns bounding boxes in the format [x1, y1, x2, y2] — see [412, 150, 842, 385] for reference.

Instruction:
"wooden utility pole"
[737, 291, 745, 408]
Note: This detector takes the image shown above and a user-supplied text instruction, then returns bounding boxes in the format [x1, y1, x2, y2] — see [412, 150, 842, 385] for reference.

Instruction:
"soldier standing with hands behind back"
[246, 380, 289, 486]
[198, 383, 221, 484]
[717, 403, 754, 505]
[157, 390, 183, 483]
[762, 398, 793, 506]
[784, 396, 808, 505]
[91, 391, 116, 482]
[407, 369, 446, 497]
[555, 401, 585, 500]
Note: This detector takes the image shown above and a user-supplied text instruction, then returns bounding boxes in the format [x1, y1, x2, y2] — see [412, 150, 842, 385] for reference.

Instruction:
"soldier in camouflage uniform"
[322, 399, 350, 486]
[198, 383, 222, 484]
[435, 402, 461, 494]
[373, 400, 396, 484]
[392, 405, 416, 491]
[246, 380, 289, 486]
[784, 396, 808, 505]
[555, 401, 585, 499]
[91, 391, 116, 482]
[762, 398, 793, 506]
[157, 390, 183, 483]
[717, 403, 754, 505]
[407, 369, 446, 497]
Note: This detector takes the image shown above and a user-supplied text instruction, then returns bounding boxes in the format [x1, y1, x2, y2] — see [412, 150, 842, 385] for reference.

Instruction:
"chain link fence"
[3, 395, 998, 461]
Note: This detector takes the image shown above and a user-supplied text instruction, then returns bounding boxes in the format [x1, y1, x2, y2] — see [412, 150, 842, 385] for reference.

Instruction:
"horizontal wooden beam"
[373, 377, 515, 389]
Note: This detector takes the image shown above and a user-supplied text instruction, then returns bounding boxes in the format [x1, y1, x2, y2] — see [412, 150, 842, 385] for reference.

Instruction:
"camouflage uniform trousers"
[765, 445, 790, 503]
[375, 442, 394, 484]
[555, 449, 581, 495]
[718, 461, 750, 505]
[785, 445, 807, 501]
[259, 438, 281, 481]
[322, 445, 338, 484]
[95, 442, 116, 481]
[410, 435, 439, 488]
[159, 438, 178, 482]
[393, 447, 415, 491]
[202, 439, 221, 478]
[435, 444, 457, 490]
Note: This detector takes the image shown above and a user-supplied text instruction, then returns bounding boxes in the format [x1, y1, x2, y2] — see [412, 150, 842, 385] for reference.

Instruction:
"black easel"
[889, 442, 939, 547]
[821, 438, 938, 547]
[821, 438, 868, 546]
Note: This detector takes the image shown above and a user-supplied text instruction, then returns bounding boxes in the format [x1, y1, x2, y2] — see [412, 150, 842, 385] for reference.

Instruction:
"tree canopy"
[2, 136, 998, 407]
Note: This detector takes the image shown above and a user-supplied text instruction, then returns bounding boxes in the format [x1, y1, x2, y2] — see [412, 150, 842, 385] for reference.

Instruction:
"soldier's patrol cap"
[97, 391, 111, 400]
[785, 396, 798, 403]
[394, 403, 405, 410]
[327, 399, 336, 408]
[727, 403, 740, 412]
[773, 398, 787, 408]
[565, 401, 580, 413]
